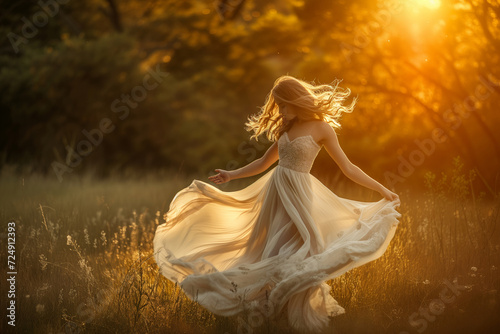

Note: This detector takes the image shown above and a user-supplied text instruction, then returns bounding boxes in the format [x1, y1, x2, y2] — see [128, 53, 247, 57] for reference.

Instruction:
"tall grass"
[0, 158, 498, 333]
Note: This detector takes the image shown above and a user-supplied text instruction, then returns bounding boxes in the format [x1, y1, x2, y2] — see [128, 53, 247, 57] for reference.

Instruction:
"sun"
[415, 0, 441, 10]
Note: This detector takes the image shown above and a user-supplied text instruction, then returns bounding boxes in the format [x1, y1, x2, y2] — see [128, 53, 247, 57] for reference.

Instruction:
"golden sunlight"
[414, 0, 441, 10]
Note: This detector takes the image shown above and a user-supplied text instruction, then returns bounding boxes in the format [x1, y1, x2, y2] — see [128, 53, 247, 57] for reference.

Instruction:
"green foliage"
[0, 33, 143, 173]
[423, 156, 482, 202]
[0, 0, 499, 191]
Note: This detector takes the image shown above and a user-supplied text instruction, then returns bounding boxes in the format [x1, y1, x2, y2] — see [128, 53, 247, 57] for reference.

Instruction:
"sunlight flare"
[414, 0, 441, 10]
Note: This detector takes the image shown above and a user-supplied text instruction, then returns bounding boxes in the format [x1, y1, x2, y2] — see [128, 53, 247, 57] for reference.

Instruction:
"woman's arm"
[208, 141, 279, 184]
[318, 122, 399, 201]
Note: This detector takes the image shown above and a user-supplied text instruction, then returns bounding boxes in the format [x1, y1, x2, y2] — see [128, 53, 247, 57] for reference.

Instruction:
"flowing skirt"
[153, 165, 401, 333]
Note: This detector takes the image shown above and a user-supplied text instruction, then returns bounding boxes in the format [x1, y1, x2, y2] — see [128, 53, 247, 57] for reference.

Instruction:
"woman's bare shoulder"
[310, 120, 337, 144]
[310, 120, 333, 134]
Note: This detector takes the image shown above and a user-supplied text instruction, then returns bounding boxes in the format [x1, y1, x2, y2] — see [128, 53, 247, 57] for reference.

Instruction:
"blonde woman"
[154, 75, 401, 333]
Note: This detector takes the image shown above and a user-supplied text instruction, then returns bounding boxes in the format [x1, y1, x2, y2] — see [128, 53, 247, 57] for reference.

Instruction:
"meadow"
[1, 157, 499, 334]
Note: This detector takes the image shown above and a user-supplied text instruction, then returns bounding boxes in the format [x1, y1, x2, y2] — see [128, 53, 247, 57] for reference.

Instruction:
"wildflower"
[471, 267, 478, 272]
[84, 228, 90, 245]
[68, 289, 77, 302]
[58, 289, 64, 306]
[36, 304, 45, 314]
[78, 258, 86, 270]
[429, 300, 445, 314]
[66, 235, 72, 246]
[491, 265, 497, 271]
[120, 226, 127, 240]
[423, 279, 430, 285]
[78, 258, 95, 283]
[391, 308, 403, 316]
[39, 254, 48, 271]
[103, 269, 112, 279]
[100, 231, 107, 246]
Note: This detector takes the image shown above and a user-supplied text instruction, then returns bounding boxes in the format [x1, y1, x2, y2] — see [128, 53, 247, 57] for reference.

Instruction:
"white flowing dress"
[153, 132, 401, 333]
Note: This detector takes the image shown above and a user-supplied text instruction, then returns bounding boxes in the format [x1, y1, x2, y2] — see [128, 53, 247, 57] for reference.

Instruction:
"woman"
[154, 75, 401, 333]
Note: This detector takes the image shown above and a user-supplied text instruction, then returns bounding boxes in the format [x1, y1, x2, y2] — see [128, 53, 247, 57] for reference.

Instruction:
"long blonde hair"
[245, 75, 358, 142]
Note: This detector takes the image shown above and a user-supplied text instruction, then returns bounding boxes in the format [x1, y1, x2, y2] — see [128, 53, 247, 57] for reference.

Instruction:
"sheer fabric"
[153, 132, 401, 332]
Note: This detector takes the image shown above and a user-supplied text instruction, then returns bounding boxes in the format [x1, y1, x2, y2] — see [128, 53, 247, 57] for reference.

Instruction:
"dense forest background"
[1, 0, 499, 194]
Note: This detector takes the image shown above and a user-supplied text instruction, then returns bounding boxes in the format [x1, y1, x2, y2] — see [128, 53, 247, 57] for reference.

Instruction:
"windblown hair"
[245, 75, 358, 142]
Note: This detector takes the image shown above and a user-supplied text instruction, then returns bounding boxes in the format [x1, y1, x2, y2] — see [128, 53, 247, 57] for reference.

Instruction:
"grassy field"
[1, 158, 499, 334]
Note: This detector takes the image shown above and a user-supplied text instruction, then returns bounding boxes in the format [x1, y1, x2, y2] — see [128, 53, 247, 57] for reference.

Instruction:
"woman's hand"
[208, 169, 232, 185]
[379, 187, 400, 202]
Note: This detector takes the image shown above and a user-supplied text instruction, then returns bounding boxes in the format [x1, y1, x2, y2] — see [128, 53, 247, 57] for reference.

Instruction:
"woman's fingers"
[208, 170, 227, 184]
[208, 169, 230, 184]
[208, 173, 221, 183]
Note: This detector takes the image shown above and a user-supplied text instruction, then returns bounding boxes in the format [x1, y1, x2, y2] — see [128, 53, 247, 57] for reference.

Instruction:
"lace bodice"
[278, 132, 321, 173]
